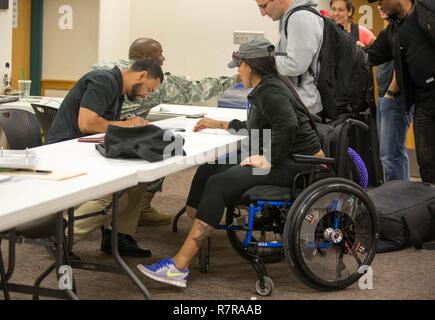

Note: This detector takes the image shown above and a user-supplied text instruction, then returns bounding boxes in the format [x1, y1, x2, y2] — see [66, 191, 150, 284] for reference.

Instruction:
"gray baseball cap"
[228, 37, 275, 68]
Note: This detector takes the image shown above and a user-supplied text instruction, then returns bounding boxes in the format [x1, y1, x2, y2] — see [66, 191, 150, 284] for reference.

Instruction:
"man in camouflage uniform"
[92, 38, 236, 118]
[92, 38, 237, 227]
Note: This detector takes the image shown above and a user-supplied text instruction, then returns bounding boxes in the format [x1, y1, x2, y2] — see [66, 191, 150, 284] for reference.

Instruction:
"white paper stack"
[0, 148, 37, 170]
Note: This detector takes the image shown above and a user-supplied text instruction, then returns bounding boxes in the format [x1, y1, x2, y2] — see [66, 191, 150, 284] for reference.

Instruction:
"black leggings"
[186, 159, 315, 228]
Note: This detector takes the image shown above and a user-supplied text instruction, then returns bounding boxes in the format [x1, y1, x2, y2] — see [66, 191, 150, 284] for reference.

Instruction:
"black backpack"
[284, 6, 375, 120]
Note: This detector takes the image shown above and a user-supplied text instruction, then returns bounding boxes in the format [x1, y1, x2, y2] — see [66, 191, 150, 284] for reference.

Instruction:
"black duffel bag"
[367, 181, 435, 253]
[96, 124, 186, 162]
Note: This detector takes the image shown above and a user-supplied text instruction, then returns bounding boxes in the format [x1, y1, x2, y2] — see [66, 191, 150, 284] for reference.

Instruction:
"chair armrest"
[292, 154, 335, 165]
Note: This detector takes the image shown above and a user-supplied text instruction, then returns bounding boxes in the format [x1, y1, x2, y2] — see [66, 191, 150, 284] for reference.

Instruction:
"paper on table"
[197, 128, 230, 135]
[0, 176, 12, 183]
[0, 169, 87, 181]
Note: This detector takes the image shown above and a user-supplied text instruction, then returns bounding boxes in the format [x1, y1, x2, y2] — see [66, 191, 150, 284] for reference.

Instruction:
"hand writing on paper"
[124, 117, 149, 127]
[240, 155, 272, 170]
[193, 117, 229, 132]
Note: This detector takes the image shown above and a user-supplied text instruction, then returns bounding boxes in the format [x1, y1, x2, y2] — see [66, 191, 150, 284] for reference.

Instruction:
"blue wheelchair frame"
[219, 147, 368, 253]
[172, 118, 375, 295]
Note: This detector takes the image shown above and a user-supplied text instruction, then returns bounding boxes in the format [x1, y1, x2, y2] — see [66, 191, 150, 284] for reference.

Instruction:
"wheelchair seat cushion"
[238, 185, 296, 205]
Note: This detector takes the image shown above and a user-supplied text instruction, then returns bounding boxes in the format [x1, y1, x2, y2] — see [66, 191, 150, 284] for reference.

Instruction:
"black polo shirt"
[46, 67, 124, 144]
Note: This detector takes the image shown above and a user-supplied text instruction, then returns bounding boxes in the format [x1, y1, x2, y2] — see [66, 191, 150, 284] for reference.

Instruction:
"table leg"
[6, 230, 16, 281]
[67, 208, 75, 253]
[172, 206, 186, 233]
[111, 192, 151, 299]
[0, 241, 10, 300]
[55, 212, 79, 300]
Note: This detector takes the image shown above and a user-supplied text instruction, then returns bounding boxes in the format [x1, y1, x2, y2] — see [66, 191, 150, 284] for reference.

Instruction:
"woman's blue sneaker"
[137, 257, 189, 288]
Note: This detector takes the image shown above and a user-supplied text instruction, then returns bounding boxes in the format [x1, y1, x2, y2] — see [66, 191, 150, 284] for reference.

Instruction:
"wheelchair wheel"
[284, 178, 379, 291]
[226, 206, 285, 264]
[255, 276, 275, 297]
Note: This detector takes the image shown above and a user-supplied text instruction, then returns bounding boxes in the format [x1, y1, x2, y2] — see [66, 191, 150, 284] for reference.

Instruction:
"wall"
[42, 0, 99, 81]
[129, 0, 280, 80]
[38, 0, 366, 82]
[98, 0, 130, 61]
[318, 0, 329, 10]
[0, 0, 12, 86]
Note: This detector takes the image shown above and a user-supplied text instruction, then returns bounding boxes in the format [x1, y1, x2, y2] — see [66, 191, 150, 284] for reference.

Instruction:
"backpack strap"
[297, 68, 317, 88]
[283, 7, 321, 87]
[279, 75, 321, 137]
[283, 6, 323, 38]
[350, 23, 360, 43]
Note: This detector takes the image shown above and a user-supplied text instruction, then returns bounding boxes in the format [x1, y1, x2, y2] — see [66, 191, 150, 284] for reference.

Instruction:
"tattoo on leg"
[193, 223, 215, 249]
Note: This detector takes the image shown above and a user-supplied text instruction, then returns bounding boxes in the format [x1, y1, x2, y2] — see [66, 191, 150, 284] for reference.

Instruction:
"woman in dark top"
[137, 38, 324, 288]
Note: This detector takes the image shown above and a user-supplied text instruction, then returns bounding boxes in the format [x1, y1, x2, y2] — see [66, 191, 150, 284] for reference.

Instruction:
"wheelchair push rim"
[284, 178, 379, 291]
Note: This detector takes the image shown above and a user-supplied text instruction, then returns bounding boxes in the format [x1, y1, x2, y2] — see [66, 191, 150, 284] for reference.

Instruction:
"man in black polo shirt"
[368, 0, 435, 183]
[47, 60, 162, 144]
[47, 59, 164, 257]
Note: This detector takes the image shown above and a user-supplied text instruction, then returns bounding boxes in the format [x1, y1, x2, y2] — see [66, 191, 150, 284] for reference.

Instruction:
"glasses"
[232, 51, 243, 67]
[258, 0, 272, 10]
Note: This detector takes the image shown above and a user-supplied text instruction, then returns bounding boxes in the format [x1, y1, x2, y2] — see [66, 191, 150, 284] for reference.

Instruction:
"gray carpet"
[2, 167, 435, 300]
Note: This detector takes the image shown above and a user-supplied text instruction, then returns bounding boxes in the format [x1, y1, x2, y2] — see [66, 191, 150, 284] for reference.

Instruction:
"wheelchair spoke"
[336, 247, 349, 280]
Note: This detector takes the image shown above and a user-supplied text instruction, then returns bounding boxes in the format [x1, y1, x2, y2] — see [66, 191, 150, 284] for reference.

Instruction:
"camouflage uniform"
[91, 59, 236, 117]
[92, 60, 236, 193]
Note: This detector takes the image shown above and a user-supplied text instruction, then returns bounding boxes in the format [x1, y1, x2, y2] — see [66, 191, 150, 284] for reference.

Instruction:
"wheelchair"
[173, 118, 380, 296]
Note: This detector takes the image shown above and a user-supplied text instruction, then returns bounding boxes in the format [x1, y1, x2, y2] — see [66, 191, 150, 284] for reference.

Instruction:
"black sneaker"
[100, 230, 152, 258]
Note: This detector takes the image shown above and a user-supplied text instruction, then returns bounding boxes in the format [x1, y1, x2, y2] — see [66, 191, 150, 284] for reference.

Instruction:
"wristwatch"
[386, 90, 399, 98]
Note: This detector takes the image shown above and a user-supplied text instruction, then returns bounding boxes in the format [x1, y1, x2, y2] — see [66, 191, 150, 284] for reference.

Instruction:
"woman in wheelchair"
[137, 37, 325, 288]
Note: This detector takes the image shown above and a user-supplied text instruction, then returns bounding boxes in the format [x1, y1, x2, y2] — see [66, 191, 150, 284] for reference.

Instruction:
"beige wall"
[129, 0, 280, 80]
[38, 0, 332, 82]
[42, 0, 99, 81]
[98, 0, 130, 61]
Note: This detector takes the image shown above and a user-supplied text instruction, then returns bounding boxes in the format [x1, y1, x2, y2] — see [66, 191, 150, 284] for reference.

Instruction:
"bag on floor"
[367, 181, 435, 253]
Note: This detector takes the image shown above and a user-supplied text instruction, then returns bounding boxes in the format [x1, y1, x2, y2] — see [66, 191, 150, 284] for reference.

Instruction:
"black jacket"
[367, 0, 435, 110]
[228, 75, 321, 166]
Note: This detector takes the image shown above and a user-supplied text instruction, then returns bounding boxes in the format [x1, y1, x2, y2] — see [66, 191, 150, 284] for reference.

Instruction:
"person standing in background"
[255, 0, 325, 116]
[330, 0, 376, 47]
[375, 5, 412, 181]
[367, 0, 435, 184]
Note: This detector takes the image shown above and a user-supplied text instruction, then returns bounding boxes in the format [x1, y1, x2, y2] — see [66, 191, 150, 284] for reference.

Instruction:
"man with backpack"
[256, 0, 324, 116]
[367, 0, 435, 184]
[256, 0, 384, 187]
[256, 0, 374, 120]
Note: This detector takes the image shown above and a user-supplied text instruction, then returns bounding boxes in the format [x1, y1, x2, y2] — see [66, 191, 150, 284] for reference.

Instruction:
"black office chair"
[0, 108, 125, 299]
[31, 104, 58, 138]
[0, 109, 78, 299]
[0, 109, 42, 149]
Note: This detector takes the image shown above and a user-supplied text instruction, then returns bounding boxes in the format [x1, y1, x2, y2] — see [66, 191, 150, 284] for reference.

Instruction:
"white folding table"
[0, 112, 248, 300]
[0, 97, 63, 113]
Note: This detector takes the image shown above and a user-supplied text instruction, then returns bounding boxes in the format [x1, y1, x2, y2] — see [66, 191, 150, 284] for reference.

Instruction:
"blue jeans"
[376, 97, 411, 182]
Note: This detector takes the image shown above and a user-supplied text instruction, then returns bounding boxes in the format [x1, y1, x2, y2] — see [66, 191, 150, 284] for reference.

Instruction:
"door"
[11, 0, 31, 90]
